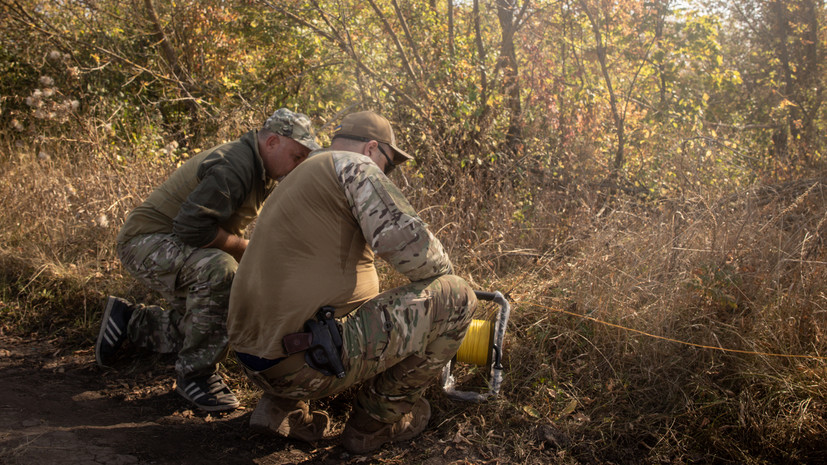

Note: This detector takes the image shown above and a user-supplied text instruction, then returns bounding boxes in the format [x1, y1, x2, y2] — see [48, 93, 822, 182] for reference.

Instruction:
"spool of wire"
[456, 319, 494, 366]
[443, 290, 510, 402]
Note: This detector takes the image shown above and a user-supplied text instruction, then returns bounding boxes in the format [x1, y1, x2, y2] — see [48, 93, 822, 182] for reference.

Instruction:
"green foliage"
[1, 0, 823, 187]
[687, 263, 741, 311]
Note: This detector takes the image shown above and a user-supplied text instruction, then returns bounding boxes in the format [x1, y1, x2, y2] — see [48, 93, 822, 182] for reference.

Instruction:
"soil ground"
[0, 336, 494, 465]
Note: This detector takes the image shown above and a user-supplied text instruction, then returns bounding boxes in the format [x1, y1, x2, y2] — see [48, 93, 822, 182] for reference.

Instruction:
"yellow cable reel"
[456, 319, 495, 366]
[442, 290, 510, 402]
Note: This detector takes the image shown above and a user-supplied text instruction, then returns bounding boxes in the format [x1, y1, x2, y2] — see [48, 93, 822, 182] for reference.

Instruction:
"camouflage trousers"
[241, 274, 476, 423]
[117, 233, 237, 380]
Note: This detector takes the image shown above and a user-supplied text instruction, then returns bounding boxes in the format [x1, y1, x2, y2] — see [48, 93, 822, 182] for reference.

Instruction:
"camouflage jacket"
[333, 151, 453, 281]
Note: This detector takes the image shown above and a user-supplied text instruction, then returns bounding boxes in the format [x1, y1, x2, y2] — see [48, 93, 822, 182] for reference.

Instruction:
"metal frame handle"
[441, 290, 511, 402]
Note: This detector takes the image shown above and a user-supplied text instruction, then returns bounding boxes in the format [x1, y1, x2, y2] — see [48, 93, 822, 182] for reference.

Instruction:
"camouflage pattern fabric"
[117, 233, 236, 380]
[241, 274, 476, 423]
[335, 151, 454, 282]
[265, 108, 321, 151]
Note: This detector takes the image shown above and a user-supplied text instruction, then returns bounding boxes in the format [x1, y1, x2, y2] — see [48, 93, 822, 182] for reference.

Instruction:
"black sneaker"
[95, 296, 134, 367]
[176, 373, 240, 412]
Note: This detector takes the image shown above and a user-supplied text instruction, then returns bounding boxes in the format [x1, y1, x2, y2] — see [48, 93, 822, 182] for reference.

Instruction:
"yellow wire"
[456, 319, 494, 366]
[516, 300, 827, 361]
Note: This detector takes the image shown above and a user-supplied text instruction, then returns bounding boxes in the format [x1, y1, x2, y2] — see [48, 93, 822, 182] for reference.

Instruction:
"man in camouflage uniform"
[95, 109, 320, 412]
[228, 111, 477, 453]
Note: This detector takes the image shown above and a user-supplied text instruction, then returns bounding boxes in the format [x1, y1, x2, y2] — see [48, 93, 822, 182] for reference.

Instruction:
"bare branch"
[448, 0, 455, 59]
[472, 0, 489, 112]
[308, 0, 342, 43]
[620, 32, 657, 124]
[579, 0, 625, 174]
[366, 0, 419, 82]
[3, 0, 211, 116]
[515, 0, 532, 29]
[261, 0, 425, 118]
[143, 0, 199, 117]
[390, 0, 425, 73]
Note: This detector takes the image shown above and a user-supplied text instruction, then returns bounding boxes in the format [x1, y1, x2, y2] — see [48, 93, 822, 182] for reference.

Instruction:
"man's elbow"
[405, 260, 454, 282]
[172, 222, 216, 248]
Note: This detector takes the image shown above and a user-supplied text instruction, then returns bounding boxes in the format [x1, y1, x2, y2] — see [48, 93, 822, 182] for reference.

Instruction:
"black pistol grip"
[325, 320, 346, 378]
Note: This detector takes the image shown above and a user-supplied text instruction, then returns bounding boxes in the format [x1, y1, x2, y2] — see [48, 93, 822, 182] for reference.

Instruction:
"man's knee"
[432, 275, 476, 307]
[196, 251, 238, 290]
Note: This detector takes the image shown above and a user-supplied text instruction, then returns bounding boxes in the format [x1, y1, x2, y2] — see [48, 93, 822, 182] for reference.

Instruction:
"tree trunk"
[769, 0, 800, 149]
[472, 0, 491, 126]
[799, 0, 822, 157]
[496, 0, 523, 155]
[580, 0, 625, 177]
[143, 0, 198, 120]
[448, 0, 455, 59]
[654, 0, 669, 108]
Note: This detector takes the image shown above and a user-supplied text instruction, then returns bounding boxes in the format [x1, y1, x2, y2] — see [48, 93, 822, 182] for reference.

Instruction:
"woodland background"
[1, 0, 826, 463]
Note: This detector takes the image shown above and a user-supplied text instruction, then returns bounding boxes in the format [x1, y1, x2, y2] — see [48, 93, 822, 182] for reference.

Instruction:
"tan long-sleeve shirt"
[227, 149, 452, 359]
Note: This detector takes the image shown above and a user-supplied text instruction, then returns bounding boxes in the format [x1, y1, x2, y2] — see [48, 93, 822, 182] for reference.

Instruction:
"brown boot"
[341, 398, 431, 454]
[250, 393, 330, 443]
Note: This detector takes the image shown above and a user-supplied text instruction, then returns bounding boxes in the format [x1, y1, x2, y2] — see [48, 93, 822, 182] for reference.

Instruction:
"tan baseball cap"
[264, 108, 321, 151]
[333, 111, 413, 161]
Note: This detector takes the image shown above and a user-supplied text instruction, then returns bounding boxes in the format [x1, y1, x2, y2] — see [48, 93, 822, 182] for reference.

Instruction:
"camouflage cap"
[333, 111, 413, 161]
[264, 108, 321, 151]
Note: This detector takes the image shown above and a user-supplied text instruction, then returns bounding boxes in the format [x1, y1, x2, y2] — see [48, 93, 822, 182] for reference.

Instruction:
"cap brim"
[390, 144, 413, 161]
[298, 139, 321, 151]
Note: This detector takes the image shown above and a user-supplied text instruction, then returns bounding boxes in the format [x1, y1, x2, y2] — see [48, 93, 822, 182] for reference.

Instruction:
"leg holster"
[304, 307, 346, 378]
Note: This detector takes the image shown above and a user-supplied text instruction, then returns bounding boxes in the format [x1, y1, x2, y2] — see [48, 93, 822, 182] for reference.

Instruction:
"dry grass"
[0, 132, 173, 339]
[478, 178, 827, 463]
[2, 125, 827, 463]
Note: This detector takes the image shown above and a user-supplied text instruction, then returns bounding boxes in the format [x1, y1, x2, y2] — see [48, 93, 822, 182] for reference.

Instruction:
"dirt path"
[0, 336, 492, 465]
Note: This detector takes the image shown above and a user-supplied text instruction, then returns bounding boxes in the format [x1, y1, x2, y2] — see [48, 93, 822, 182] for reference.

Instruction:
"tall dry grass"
[477, 178, 827, 463]
[2, 119, 826, 463]
[1, 128, 171, 339]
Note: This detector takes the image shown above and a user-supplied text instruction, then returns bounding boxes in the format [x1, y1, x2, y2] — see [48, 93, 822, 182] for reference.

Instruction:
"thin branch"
[448, 0, 455, 59]
[3, 1, 184, 89]
[579, 0, 624, 174]
[620, 31, 658, 125]
[472, 0, 489, 117]
[337, 2, 370, 103]
[515, 0, 532, 29]
[390, 0, 425, 73]
[143, 0, 187, 83]
[366, 0, 419, 83]
[143, 0, 200, 118]
[262, 0, 425, 118]
[308, 0, 341, 43]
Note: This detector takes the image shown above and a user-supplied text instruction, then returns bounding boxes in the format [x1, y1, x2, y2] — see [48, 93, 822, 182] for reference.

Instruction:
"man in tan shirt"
[228, 111, 477, 453]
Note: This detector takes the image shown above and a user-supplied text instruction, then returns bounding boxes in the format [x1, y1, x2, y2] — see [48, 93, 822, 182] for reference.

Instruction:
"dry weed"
[474, 176, 827, 462]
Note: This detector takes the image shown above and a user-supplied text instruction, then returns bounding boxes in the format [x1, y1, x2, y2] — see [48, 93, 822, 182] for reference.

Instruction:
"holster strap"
[283, 332, 313, 355]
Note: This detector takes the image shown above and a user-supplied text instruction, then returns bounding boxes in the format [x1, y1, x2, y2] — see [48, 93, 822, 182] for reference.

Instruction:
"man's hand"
[204, 227, 248, 262]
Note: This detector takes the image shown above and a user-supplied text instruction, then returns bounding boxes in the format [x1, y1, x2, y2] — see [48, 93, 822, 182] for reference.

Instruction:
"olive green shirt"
[117, 130, 275, 247]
